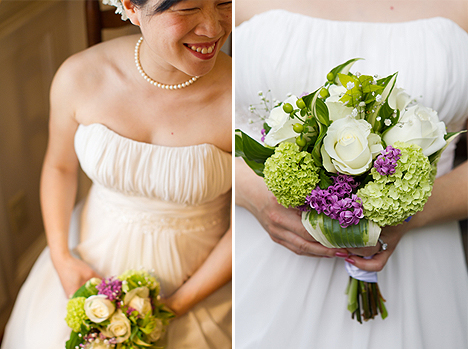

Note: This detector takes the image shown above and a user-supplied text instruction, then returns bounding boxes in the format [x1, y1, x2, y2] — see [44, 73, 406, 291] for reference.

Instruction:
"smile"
[185, 42, 217, 55]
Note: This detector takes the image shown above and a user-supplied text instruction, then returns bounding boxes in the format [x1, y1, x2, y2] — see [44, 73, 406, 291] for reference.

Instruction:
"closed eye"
[218, 1, 232, 7]
[178, 7, 199, 13]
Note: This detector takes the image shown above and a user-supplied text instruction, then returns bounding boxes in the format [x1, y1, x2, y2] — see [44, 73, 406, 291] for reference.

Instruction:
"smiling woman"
[1, 0, 232, 348]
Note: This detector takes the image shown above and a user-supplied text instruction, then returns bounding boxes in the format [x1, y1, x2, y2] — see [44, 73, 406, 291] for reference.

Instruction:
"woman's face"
[136, 0, 232, 78]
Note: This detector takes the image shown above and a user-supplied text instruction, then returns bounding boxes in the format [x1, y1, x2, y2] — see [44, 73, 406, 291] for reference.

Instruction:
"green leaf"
[378, 73, 398, 101]
[235, 129, 274, 163]
[373, 101, 396, 133]
[71, 283, 94, 299]
[66, 331, 84, 349]
[303, 210, 381, 248]
[311, 123, 328, 167]
[327, 58, 363, 85]
[301, 90, 318, 111]
[428, 130, 466, 166]
[321, 214, 369, 247]
[234, 132, 245, 157]
[235, 129, 275, 177]
[366, 73, 398, 127]
[318, 169, 333, 189]
[314, 98, 330, 126]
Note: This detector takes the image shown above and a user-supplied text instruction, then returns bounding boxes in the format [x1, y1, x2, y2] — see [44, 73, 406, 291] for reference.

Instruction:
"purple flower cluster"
[96, 277, 122, 302]
[127, 306, 137, 317]
[305, 174, 364, 228]
[261, 128, 266, 142]
[374, 145, 401, 176]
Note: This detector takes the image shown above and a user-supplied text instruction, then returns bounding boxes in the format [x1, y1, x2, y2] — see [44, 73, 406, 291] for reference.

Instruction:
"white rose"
[124, 286, 152, 316]
[84, 295, 115, 323]
[264, 95, 300, 146]
[325, 85, 354, 121]
[383, 104, 446, 156]
[321, 116, 383, 175]
[100, 310, 132, 343]
[147, 318, 164, 342]
[387, 86, 411, 112]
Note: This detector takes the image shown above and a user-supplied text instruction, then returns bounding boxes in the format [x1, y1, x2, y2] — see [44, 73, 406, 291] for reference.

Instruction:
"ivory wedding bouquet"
[236, 58, 462, 323]
[65, 269, 174, 349]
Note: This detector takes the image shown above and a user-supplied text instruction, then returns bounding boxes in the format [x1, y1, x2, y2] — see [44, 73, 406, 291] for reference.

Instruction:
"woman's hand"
[160, 294, 187, 318]
[345, 223, 409, 272]
[236, 158, 347, 257]
[160, 227, 232, 317]
[254, 191, 348, 257]
[53, 254, 102, 298]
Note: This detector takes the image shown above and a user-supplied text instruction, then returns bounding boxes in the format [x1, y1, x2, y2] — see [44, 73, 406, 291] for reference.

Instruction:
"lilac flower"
[127, 306, 137, 317]
[304, 174, 363, 228]
[374, 145, 401, 176]
[96, 277, 123, 301]
[261, 128, 266, 142]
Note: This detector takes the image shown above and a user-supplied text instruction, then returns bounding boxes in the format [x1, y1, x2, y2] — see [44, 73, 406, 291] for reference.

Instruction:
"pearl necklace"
[134, 37, 199, 90]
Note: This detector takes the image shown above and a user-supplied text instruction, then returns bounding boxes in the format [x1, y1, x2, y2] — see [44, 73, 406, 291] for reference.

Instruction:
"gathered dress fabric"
[235, 10, 468, 349]
[2, 123, 232, 348]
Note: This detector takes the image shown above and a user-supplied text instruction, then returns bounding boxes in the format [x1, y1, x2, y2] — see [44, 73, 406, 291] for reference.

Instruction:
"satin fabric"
[235, 10, 468, 349]
[2, 123, 232, 348]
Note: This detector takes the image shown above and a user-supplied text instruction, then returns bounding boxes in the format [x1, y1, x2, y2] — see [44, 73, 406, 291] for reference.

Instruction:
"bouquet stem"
[346, 277, 387, 323]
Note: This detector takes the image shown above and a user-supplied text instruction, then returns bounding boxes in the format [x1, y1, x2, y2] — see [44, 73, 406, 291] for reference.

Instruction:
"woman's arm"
[236, 158, 348, 257]
[164, 223, 232, 316]
[41, 57, 101, 297]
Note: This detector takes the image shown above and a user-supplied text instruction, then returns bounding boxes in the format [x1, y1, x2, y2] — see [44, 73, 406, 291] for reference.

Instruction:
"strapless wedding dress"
[2, 123, 232, 348]
[235, 10, 468, 349]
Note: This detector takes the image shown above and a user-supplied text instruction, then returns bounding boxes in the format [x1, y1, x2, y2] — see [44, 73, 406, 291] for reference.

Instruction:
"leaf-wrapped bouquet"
[236, 58, 463, 323]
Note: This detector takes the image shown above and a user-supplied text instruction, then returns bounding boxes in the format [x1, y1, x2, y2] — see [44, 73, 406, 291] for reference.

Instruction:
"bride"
[235, 0, 468, 348]
[2, 0, 232, 348]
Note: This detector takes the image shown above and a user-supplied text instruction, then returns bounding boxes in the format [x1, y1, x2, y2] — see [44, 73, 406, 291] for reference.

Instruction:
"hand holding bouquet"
[236, 58, 463, 323]
[65, 269, 174, 349]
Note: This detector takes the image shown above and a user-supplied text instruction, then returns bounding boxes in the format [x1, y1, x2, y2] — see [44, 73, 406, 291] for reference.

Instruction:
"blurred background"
[0, 0, 232, 341]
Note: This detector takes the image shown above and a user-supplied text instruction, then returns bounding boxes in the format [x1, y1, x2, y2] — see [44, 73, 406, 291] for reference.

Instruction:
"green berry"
[293, 123, 304, 133]
[283, 103, 293, 113]
[326, 72, 335, 82]
[296, 98, 306, 109]
[319, 88, 330, 99]
[296, 135, 306, 147]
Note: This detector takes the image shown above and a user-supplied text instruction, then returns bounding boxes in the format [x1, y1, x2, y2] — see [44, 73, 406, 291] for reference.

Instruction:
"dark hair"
[130, 0, 184, 14]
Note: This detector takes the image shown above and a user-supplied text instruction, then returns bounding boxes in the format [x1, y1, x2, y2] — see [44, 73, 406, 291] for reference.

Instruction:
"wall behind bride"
[0, 0, 138, 341]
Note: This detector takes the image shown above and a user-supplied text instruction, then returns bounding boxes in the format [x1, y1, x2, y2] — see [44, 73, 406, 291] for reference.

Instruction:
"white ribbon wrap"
[344, 257, 378, 283]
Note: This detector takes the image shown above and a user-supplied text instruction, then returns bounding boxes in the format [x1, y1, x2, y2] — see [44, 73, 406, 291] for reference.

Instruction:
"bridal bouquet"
[65, 269, 174, 349]
[236, 58, 462, 323]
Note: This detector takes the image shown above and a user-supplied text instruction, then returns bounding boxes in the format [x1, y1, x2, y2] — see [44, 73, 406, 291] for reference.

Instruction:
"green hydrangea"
[65, 297, 87, 332]
[357, 142, 433, 226]
[119, 269, 160, 294]
[264, 142, 320, 208]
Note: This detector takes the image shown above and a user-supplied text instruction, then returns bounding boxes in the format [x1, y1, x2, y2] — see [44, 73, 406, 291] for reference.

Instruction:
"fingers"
[346, 245, 380, 257]
[345, 251, 390, 272]
[269, 228, 347, 257]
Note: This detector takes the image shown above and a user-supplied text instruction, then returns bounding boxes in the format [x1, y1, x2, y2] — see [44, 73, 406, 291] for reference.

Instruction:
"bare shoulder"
[51, 42, 107, 109]
[50, 35, 138, 119]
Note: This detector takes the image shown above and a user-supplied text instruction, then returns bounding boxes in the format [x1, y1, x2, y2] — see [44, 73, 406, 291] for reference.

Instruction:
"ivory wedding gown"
[2, 123, 232, 348]
[235, 10, 468, 349]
